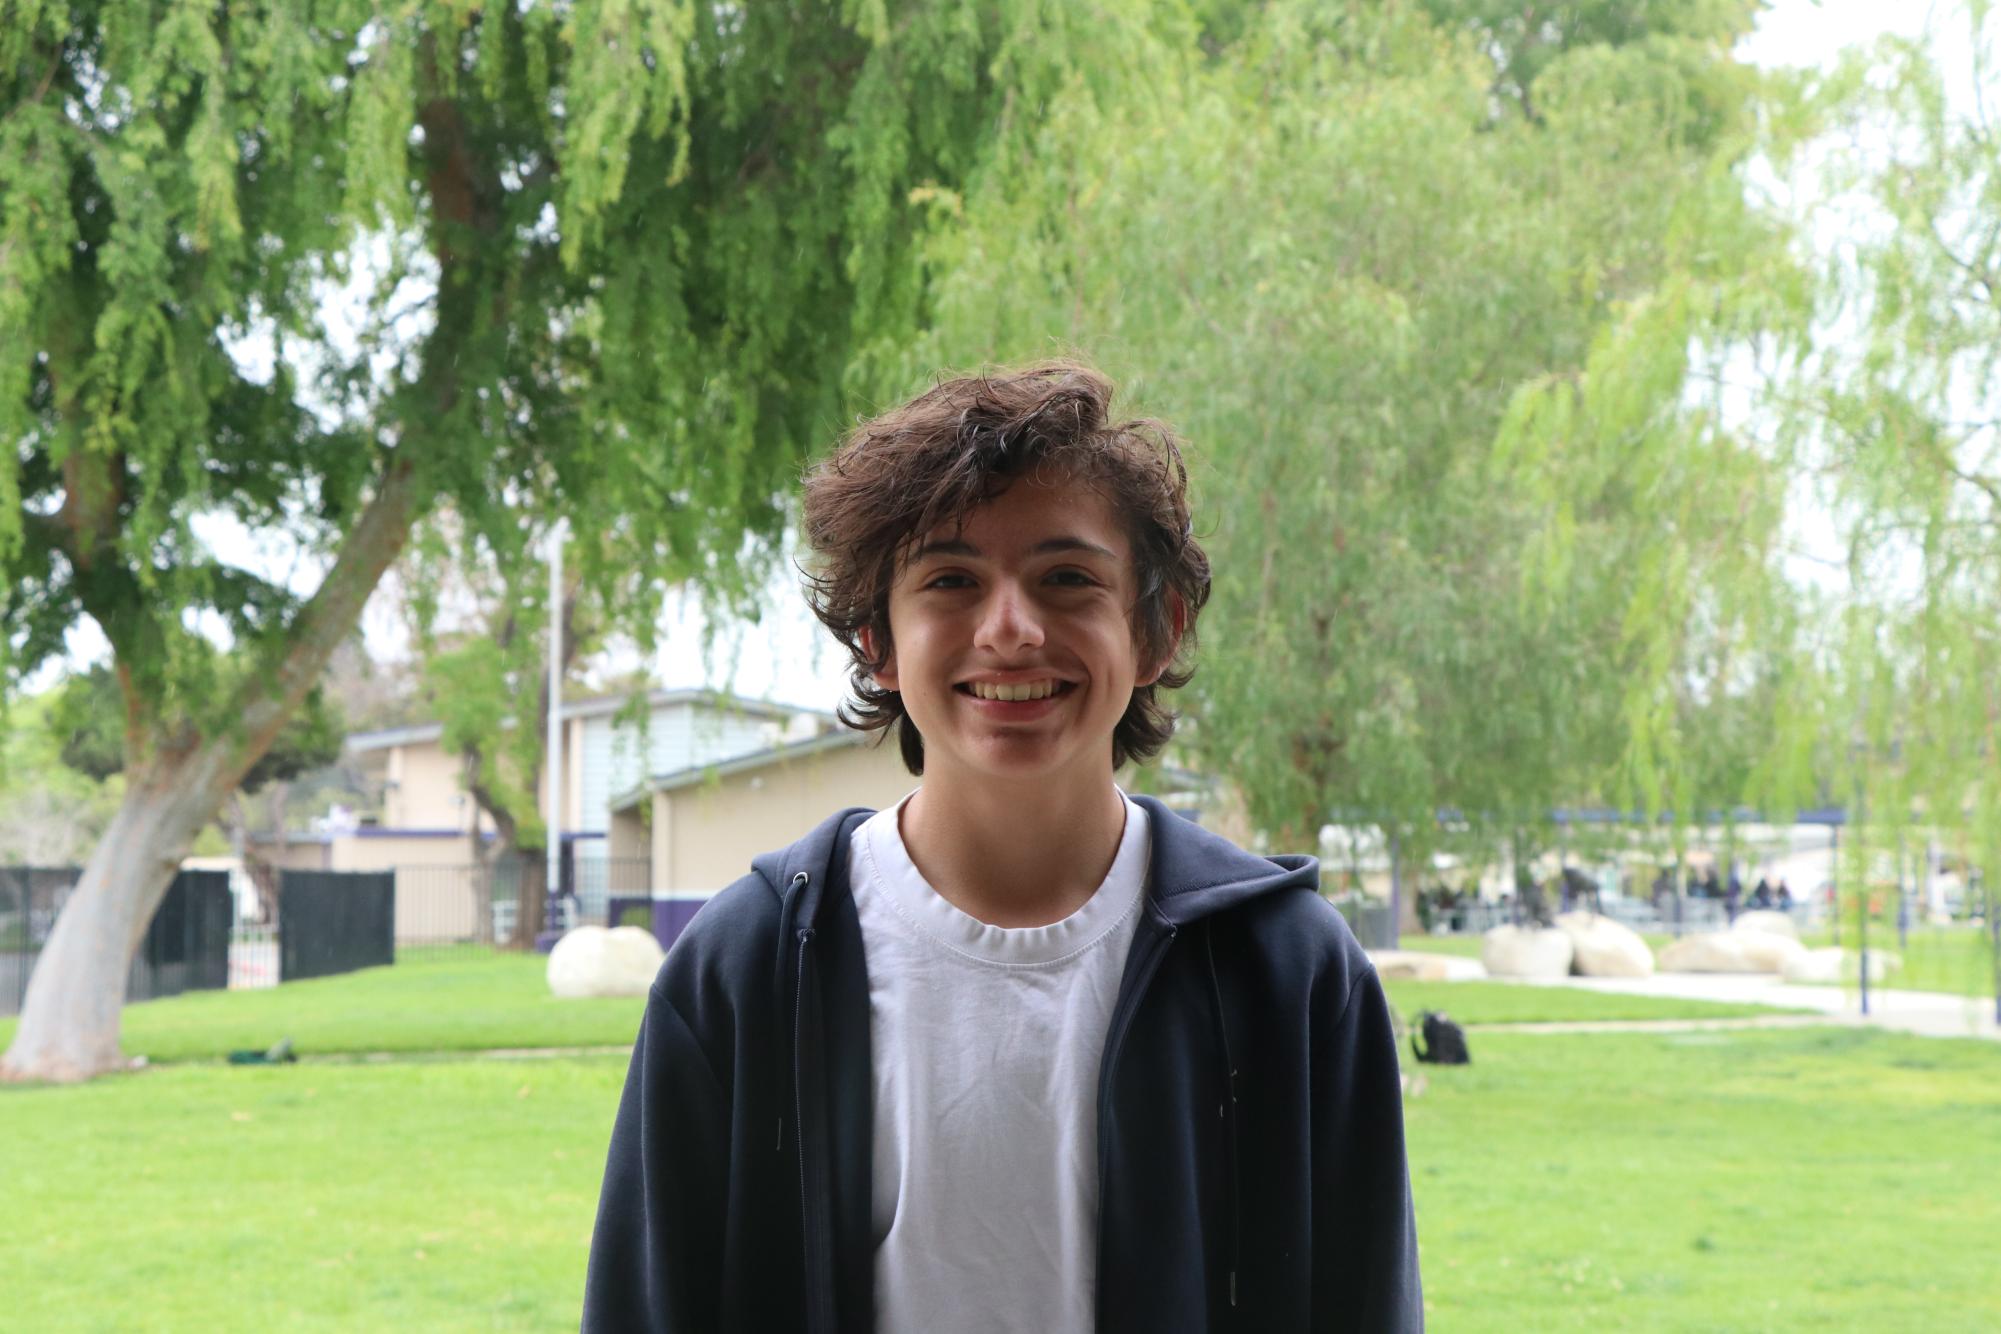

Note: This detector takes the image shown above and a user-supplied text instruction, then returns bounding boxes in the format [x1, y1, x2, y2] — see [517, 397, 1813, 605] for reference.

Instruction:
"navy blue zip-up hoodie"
[582, 795, 1422, 1332]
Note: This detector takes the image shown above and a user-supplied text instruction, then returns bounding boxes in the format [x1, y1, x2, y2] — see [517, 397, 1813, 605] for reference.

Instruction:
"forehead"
[914, 476, 1131, 558]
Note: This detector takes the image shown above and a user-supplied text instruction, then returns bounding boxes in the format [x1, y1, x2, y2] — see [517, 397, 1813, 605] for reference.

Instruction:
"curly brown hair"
[800, 361, 1211, 774]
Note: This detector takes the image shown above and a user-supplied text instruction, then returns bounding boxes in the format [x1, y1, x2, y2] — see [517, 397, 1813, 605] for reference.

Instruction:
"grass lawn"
[0, 952, 650, 1064]
[4, 945, 1995, 1330]
[0, 1054, 626, 1331]
[0, 949, 1792, 1069]
[1381, 980, 1788, 1024]
[1801, 924, 1998, 1000]
[1407, 1027, 2001, 1331]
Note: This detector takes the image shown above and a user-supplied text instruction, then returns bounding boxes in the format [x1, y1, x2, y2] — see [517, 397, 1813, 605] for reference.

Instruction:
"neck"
[899, 763, 1128, 929]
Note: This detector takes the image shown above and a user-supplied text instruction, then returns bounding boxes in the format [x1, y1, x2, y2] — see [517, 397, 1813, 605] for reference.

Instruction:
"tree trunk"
[0, 748, 234, 1081]
[512, 852, 549, 951]
[4, 456, 424, 1083]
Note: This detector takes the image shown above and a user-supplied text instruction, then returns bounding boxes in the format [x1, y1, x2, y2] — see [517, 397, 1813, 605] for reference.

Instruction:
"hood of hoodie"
[748, 793, 1318, 927]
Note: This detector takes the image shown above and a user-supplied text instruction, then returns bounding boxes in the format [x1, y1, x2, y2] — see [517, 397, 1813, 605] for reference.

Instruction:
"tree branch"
[1926, 212, 2000, 308]
[227, 454, 426, 782]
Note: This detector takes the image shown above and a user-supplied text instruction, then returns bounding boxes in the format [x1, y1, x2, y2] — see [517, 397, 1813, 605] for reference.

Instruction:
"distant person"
[1776, 880, 1794, 912]
[1751, 878, 1774, 910]
[1651, 868, 1674, 914]
[582, 363, 1422, 1331]
[1724, 876, 1742, 922]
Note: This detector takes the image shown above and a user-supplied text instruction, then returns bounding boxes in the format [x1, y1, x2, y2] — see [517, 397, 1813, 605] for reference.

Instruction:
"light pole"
[537, 517, 568, 952]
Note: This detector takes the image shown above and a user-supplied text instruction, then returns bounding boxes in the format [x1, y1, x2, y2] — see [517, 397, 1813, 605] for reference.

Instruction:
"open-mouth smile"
[956, 679, 1078, 703]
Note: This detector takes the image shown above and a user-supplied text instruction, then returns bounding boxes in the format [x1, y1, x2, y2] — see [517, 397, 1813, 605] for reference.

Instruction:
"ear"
[1136, 591, 1186, 688]
[860, 625, 898, 691]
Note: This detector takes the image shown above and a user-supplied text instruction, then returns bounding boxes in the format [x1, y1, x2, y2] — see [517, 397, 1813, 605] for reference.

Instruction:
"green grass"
[1382, 980, 1788, 1024]
[0, 951, 649, 1064]
[0, 947, 1790, 1066]
[4, 943, 1997, 1330]
[1405, 930, 1676, 960]
[1406, 1027, 2001, 1331]
[0, 1055, 625, 1331]
[1801, 924, 1998, 1000]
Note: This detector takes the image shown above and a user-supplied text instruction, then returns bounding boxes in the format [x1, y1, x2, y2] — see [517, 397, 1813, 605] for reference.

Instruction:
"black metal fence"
[3, 852, 658, 1012]
[278, 869, 394, 981]
[390, 854, 650, 959]
[2, 867, 234, 1017]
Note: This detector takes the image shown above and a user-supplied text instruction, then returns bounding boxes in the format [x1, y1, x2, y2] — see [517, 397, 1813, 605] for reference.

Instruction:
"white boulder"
[1555, 912, 1655, 978]
[1481, 925, 1575, 980]
[1731, 910, 1801, 941]
[547, 924, 665, 999]
[1659, 930, 1807, 974]
[1370, 950, 1489, 982]
[1783, 946, 1903, 985]
[1734, 929, 1808, 973]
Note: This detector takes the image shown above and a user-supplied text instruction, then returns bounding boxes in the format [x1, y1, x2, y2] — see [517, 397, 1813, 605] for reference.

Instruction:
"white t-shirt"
[847, 792, 1151, 1334]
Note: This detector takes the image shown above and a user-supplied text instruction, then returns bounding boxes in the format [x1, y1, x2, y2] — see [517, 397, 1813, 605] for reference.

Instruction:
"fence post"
[1988, 876, 1999, 1029]
[1387, 831, 1403, 952]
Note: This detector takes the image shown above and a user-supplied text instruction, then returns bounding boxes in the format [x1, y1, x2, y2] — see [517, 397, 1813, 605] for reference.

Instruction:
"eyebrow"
[909, 535, 1119, 562]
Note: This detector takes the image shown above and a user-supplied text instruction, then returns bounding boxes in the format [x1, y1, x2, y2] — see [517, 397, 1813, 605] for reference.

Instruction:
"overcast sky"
[37, 0, 1970, 714]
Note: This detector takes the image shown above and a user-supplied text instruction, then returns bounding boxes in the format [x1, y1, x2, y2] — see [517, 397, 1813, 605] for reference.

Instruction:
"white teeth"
[971, 680, 1058, 701]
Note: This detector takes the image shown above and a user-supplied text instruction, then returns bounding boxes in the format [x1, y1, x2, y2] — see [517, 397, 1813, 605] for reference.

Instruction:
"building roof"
[345, 687, 829, 754]
[608, 727, 873, 813]
[344, 721, 447, 753]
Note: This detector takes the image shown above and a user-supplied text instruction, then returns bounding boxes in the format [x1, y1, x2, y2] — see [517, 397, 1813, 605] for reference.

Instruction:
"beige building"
[267, 686, 1239, 950]
[262, 689, 834, 944]
[603, 732, 1249, 948]
[606, 728, 915, 945]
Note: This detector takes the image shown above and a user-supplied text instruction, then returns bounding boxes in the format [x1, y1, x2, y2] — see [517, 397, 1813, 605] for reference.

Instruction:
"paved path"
[1469, 1014, 1839, 1035]
[297, 1044, 633, 1065]
[1489, 971, 2000, 1042]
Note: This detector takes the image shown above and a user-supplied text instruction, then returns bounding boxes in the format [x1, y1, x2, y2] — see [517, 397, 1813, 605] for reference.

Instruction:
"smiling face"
[873, 474, 1164, 789]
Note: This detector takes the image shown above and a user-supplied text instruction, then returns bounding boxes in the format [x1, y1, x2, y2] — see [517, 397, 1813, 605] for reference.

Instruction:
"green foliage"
[916, 0, 1806, 853]
[1421, 0, 1762, 130]
[1781, 5, 2001, 894]
[1, 0, 1153, 856]
[0, 686, 125, 864]
[49, 661, 343, 791]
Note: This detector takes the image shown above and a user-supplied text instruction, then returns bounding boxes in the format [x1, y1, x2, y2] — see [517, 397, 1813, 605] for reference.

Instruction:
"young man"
[583, 363, 1422, 1332]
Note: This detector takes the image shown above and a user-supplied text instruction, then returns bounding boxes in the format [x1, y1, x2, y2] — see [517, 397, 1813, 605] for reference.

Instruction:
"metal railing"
[3, 866, 233, 1017]
[390, 855, 652, 959]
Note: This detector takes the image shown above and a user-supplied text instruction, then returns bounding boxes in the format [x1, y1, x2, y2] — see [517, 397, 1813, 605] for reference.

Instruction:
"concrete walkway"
[1469, 1014, 1838, 1035]
[1496, 971, 2001, 1042]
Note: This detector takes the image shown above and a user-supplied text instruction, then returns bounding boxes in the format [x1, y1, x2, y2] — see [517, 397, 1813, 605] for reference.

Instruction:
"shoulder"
[650, 804, 877, 1009]
[656, 872, 783, 998]
[1229, 887, 1377, 1011]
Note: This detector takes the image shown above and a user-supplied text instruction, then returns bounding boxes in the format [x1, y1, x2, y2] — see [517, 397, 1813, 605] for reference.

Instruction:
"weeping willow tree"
[0, 0, 1165, 1082]
[911, 0, 1811, 874]
[1784, 2, 2001, 998]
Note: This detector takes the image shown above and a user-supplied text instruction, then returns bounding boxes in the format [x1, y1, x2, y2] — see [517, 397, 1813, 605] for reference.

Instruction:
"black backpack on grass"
[1411, 1011, 1469, 1065]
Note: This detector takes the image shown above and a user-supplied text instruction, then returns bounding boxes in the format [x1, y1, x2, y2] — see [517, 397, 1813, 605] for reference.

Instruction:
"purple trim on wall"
[607, 894, 712, 951]
[652, 899, 706, 951]
[350, 827, 496, 840]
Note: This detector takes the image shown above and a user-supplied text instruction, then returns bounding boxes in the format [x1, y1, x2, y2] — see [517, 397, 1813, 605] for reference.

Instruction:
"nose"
[973, 580, 1045, 656]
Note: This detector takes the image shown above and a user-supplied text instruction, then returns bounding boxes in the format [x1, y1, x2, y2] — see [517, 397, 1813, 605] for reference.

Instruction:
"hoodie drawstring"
[1204, 922, 1241, 1312]
[775, 871, 809, 1153]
